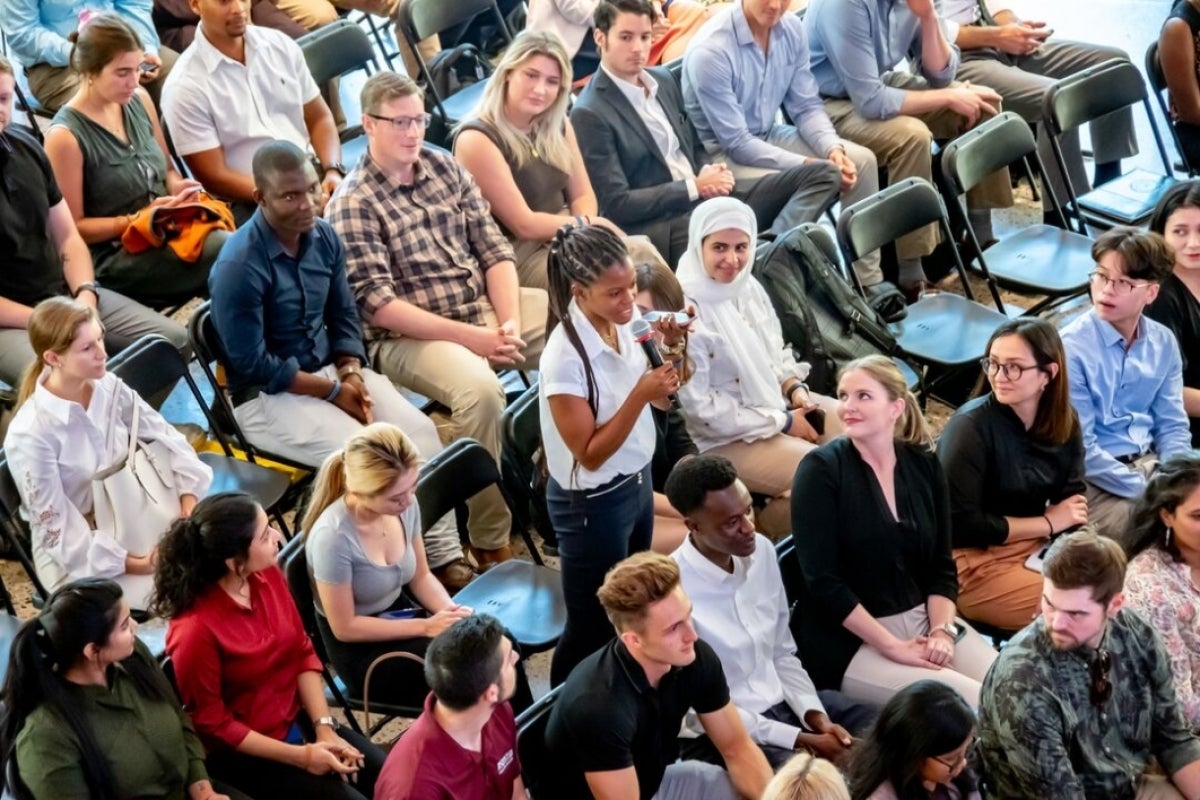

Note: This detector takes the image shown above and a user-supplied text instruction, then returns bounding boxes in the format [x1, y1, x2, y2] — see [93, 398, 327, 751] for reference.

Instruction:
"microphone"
[630, 318, 681, 410]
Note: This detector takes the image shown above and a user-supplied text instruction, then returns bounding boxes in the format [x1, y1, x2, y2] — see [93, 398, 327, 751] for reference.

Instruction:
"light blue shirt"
[682, 2, 842, 169]
[805, 0, 959, 120]
[1, 0, 160, 68]
[1061, 309, 1192, 498]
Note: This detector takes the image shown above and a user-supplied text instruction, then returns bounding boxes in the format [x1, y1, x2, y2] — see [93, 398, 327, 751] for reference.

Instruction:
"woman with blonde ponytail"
[303, 423, 531, 712]
[789, 356, 997, 708]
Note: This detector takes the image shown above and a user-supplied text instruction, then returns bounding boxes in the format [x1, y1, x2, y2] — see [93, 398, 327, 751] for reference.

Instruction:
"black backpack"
[752, 227, 899, 396]
[426, 43, 492, 103]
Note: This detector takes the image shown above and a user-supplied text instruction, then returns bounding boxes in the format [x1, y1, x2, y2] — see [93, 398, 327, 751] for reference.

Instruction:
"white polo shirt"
[160, 23, 319, 175]
[539, 300, 656, 491]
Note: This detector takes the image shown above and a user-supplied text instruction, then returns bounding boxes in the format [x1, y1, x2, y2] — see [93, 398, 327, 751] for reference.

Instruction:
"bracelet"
[337, 364, 363, 382]
[782, 411, 793, 435]
[573, 215, 585, 228]
[1043, 514, 1054, 536]
[324, 379, 342, 402]
[302, 742, 313, 771]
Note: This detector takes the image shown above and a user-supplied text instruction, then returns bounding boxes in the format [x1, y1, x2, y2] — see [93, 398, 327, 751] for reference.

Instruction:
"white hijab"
[676, 197, 784, 413]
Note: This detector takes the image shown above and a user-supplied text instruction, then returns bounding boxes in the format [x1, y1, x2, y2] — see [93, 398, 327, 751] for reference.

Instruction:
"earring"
[1165, 525, 1174, 549]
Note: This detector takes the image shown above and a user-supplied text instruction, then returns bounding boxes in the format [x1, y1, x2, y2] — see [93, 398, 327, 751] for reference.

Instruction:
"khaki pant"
[954, 538, 1045, 632]
[513, 237, 551, 292]
[705, 393, 842, 540]
[26, 47, 179, 112]
[1087, 453, 1158, 551]
[840, 606, 998, 709]
[371, 289, 547, 551]
[274, 0, 438, 79]
[1138, 774, 1186, 800]
[823, 75, 1014, 261]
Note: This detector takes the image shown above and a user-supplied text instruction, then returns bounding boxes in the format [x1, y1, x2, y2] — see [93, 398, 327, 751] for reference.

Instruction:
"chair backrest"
[1146, 39, 1168, 94]
[186, 302, 256, 456]
[299, 18, 379, 87]
[0, 454, 48, 601]
[515, 684, 562, 800]
[1042, 58, 1147, 136]
[403, 0, 505, 41]
[500, 384, 539, 507]
[278, 534, 333, 663]
[837, 177, 949, 262]
[416, 438, 509, 538]
[774, 536, 801, 612]
[1145, 40, 1194, 176]
[941, 111, 1040, 195]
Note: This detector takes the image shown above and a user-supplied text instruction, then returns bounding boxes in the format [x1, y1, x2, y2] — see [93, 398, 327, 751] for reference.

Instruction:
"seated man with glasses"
[978, 531, 1200, 800]
[327, 71, 548, 572]
[1060, 227, 1191, 548]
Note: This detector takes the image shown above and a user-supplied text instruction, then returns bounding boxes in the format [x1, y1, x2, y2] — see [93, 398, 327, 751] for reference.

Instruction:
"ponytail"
[302, 450, 349, 536]
[895, 388, 932, 448]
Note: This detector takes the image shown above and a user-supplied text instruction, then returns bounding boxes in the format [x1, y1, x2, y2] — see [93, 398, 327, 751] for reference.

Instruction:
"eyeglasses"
[1089, 270, 1153, 296]
[980, 357, 1042, 381]
[1090, 648, 1113, 708]
[932, 739, 977, 771]
[367, 112, 432, 132]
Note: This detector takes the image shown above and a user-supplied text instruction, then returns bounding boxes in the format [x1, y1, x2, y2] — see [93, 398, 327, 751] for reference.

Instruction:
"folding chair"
[299, 18, 380, 166]
[500, 382, 557, 558]
[105, 335, 295, 538]
[417, 438, 565, 655]
[395, 0, 512, 131]
[1042, 58, 1179, 232]
[278, 534, 424, 737]
[186, 301, 316, 477]
[0, 454, 49, 610]
[515, 685, 562, 800]
[1145, 40, 1197, 177]
[940, 112, 1095, 314]
[837, 178, 1010, 398]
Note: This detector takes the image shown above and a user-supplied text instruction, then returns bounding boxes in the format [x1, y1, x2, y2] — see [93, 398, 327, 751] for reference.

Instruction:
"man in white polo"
[161, 0, 345, 223]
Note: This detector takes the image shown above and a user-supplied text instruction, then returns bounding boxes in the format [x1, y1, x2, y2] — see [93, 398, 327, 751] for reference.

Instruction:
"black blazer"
[570, 66, 707, 230]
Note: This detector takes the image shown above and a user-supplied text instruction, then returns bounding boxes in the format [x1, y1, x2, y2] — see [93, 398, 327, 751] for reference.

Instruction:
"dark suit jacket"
[570, 66, 706, 232]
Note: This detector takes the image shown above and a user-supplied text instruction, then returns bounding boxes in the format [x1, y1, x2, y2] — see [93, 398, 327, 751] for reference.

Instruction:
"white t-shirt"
[539, 301, 656, 491]
[161, 23, 319, 174]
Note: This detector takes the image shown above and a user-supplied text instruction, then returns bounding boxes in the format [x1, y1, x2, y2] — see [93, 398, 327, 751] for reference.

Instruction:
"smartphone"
[378, 608, 420, 620]
[641, 310, 693, 325]
[1025, 543, 1050, 573]
[139, 62, 156, 73]
[804, 408, 826, 437]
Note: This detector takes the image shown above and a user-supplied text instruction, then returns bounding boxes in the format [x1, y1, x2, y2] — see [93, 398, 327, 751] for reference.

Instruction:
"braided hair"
[546, 223, 630, 420]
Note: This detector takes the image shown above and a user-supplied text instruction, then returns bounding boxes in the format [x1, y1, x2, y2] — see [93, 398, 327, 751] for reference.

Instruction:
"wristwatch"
[321, 161, 347, 177]
[72, 281, 100, 299]
[315, 715, 337, 729]
[932, 622, 961, 640]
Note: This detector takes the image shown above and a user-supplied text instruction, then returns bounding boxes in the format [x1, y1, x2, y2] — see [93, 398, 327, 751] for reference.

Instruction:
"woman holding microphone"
[541, 223, 686, 684]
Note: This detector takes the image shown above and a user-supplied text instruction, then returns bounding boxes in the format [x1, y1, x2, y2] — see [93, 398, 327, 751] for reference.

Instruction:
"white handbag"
[91, 386, 181, 558]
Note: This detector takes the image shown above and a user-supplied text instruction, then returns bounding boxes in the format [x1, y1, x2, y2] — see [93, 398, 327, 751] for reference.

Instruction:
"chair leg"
[323, 666, 365, 736]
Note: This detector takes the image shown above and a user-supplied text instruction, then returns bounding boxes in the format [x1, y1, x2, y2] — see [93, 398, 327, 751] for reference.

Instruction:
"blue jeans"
[548, 465, 654, 685]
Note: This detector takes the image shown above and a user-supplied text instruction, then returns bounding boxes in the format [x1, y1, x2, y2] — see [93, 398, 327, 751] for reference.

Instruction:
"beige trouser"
[705, 393, 842, 540]
[954, 538, 1045, 632]
[1086, 453, 1158, 551]
[823, 75, 1014, 261]
[274, 0, 438, 78]
[840, 606, 999, 709]
[513, 238, 551, 292]
[26, 47, 179, 112]
[1139, 774, 1186, 800]
[372, 289, 548, 551]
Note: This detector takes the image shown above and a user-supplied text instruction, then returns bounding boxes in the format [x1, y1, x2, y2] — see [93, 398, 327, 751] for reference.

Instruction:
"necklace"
[600, 328, 617, 347]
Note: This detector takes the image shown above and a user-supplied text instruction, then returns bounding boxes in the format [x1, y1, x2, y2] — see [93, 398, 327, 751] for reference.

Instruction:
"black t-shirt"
[1146, 273, 1200, 446]
[0, 127, 69, 307]
[544, 637, 730, 799]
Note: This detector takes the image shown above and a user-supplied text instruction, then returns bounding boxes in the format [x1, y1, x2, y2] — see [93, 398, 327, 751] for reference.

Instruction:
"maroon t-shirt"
[375, 693, 522, 800]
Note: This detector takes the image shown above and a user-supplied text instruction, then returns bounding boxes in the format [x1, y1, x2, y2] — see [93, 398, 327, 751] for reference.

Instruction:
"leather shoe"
[432, 558, 476, 592]
[902, 281, 932, 305]
[470, 544, 515, 572]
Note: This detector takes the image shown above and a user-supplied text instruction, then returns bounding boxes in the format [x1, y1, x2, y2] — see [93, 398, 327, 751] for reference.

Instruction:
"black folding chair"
[1145, 40, 1196, 177]
[940, 112, 1094, 314]
[837, 178, 1011, 399]
[1042, 58, 1179, 232]
[106, 335, 295, 537]
[299, 18, 379, 166]
[0, 454, 47, 610]
[514, 685, 562, 800]
[500, 383, 556, 559]
[418, 438, 565, 655]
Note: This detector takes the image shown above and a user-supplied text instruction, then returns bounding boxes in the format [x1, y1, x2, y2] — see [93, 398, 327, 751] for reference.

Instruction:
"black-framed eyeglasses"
[980, 357, 1043, 381]
[932, 738, 977, 771]
[1089, 270, 1152, 296]
[366, 112, 432, 131]
[1090, 649, 1113, 708]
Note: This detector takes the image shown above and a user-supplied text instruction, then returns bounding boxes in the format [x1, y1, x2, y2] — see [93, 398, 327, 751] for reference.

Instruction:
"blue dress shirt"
[805, 0, 959, 120]
[1, 0, 161, 68]
[1061, 309, 1192, 498]
[207, 210, 368, 396]
[682, 2, 842, 169]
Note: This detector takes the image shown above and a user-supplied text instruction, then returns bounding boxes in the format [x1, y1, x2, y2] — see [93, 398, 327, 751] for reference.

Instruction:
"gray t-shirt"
[306, 497, 421, 617]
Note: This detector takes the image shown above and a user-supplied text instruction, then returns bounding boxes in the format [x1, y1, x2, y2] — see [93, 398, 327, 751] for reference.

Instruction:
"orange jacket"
[121, 192, 235, 263]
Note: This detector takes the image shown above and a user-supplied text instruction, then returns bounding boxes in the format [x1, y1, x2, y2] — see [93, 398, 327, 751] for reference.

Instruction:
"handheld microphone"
[630, 318, 681, 410]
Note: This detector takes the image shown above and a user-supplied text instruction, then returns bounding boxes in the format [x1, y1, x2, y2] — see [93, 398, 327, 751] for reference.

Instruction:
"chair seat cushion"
[1078, 169, 1177, 224]
[440, 79, 489, 123]
[890, 294, 1009, 367]
[981, 225, 1095, 295]
[452, 560, 565, 653]
[199, 452, 293, 510]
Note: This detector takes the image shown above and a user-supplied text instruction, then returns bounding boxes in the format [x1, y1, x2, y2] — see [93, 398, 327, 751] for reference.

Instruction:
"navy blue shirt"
[207, 209, 367, 395]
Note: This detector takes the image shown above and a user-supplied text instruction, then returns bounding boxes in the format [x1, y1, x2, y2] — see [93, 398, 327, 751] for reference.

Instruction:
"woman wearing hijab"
[675, 197, 841, 537]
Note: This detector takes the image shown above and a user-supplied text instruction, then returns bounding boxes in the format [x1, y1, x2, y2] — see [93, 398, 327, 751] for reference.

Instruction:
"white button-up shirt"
[161, 23, 319, 174]
[673, 533, 825, 749]
[4, 371, 212, 595]
[539, 300, 656, 490]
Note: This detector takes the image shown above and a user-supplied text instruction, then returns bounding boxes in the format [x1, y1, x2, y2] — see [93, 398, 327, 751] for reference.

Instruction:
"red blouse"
[166, 566, 324, 752]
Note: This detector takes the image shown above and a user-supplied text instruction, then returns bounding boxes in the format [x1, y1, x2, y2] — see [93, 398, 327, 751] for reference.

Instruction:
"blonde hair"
[839, 355, 931, 448]
[361, 70, 423, 116]
[596, 552, 681, 634]
[762, 753, 851, 800]
[301, 423, 423, 534]
[16, 297, 101, 406]
[466, 30, 573, 174]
